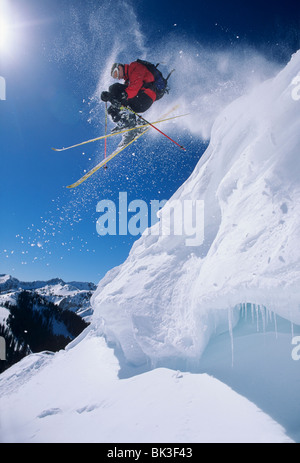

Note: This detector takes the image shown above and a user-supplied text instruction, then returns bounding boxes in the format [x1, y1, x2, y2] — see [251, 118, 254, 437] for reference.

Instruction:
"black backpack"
[137, 59, 174, 100]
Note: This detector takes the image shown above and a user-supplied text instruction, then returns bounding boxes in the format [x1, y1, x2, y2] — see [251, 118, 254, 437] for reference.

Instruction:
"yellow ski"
[66, 127, 150, 188]
[66, 106, 180, 189]
[52, 111, 187, 152]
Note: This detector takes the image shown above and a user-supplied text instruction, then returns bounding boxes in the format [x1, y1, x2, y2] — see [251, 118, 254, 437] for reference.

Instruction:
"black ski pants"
[108, 83, 154, 113]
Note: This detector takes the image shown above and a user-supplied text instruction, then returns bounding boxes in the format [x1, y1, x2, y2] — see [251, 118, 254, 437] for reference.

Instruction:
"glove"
[101, 91, 110, 102]
[119, 90, 128, 106]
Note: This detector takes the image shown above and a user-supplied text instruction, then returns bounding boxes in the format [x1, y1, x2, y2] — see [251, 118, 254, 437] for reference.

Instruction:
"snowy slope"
[92, 50, 300, 367]
[0, 328, 293, 443]
[1, 52, 300, 443]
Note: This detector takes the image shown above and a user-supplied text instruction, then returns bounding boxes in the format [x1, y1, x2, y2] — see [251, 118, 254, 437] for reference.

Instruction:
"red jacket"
[123, 62, 157, 102]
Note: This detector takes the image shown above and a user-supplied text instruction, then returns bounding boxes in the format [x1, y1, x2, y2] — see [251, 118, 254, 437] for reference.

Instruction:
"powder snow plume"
[47, 0, 283, 150]
[141, 39, 281, 140]
[52, 2, 282, 140]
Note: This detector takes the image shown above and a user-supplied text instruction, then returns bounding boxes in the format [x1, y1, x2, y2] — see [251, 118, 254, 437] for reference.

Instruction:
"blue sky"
[0, 0, 299, 284]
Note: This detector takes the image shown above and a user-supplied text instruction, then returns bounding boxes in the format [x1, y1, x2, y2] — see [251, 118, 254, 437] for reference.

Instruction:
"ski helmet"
[111, 63, 123, 79]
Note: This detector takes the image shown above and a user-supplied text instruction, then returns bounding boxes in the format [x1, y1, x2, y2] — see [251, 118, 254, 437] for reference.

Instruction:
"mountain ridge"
[0, 274, 96, 293]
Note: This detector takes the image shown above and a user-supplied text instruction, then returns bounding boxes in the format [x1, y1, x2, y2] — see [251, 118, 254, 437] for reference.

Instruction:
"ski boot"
[110, 109, 138, 133]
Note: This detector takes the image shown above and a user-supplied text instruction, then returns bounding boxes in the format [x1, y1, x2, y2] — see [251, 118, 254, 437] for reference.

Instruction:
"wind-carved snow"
[92, 50, 300, 368]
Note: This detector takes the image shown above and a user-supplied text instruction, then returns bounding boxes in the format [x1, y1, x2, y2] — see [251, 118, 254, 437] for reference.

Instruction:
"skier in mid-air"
[101, 60, 168, 133]
[52, 61, 185, 188]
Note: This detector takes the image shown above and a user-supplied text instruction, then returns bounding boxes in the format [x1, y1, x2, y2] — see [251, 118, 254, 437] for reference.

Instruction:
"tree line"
[0, 290, 89, 373]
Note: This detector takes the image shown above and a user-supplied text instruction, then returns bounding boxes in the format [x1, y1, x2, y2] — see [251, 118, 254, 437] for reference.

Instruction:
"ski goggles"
[111, 63, 121, 79]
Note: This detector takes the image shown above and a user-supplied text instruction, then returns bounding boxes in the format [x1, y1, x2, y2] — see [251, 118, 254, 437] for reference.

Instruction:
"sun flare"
[0, 19, 9, 50]
[0, 0, 13, 54]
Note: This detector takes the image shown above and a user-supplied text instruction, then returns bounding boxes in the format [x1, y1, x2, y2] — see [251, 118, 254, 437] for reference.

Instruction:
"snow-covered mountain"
[0, 275, 94, 373]
[1, 51, 300, 443]
[0, 274, 96, 320]
[0, 274, 95, 292]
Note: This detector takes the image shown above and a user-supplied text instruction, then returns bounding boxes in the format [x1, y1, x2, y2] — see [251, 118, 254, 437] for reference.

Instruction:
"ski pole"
[126, 107, 186, 151]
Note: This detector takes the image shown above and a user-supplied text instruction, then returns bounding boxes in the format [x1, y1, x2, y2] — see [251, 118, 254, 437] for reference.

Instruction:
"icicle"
[261, 305, 266, 333]
[228, 307, 234, 368]
[266, 307, 272, 325]
[213, 312, 217, 334]
[274, 312, 278, 339]
[241, 302, 246, 320]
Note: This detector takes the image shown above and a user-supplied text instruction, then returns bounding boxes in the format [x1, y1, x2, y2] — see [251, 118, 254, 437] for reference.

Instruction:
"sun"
[0, 0, 13, 54]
